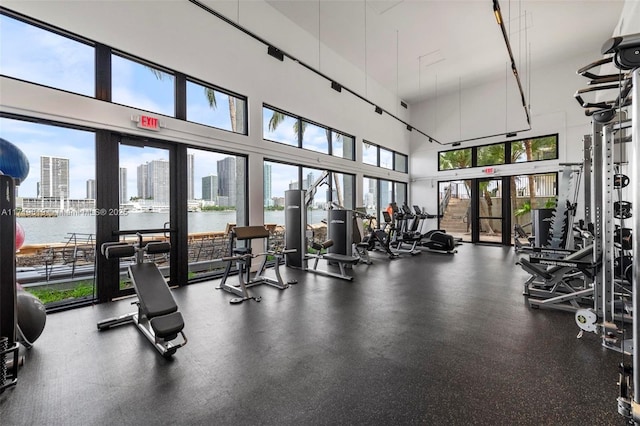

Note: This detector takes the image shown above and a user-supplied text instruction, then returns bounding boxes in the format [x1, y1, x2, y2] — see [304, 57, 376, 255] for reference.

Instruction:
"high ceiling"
[253, 0, 624, 105]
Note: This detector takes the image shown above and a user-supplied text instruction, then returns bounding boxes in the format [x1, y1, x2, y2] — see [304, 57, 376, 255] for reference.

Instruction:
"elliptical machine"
[413, 206, 458, 254]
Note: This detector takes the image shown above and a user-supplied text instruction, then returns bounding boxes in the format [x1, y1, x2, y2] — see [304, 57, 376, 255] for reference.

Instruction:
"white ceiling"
[258, 0, 625, 105]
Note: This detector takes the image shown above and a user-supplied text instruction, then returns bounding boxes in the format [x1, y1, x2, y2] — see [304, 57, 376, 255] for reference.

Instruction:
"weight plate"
[614, 256, 633, 281]
[614, 174, 630, 189]
[614, 228, 633, 250]
[614, 201, 632, 219]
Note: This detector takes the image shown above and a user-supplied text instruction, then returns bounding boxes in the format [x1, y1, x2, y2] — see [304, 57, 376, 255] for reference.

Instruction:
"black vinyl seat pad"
[129, 263, 178, 318]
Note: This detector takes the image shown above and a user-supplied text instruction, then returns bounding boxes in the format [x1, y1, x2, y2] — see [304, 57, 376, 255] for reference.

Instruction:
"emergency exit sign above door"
[131, 115, 165, 131]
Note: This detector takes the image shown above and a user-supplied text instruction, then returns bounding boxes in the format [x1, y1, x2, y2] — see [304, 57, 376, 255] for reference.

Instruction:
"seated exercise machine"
[216, 226, 296, 304]
[97, 235, 187, 358]
[517, 245, 597, 312]
[305, 239, 360, 281]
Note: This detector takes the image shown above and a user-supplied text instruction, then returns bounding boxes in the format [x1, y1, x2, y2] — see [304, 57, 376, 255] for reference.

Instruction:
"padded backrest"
[382, 211, 392, 224]
[129, 263, 177, 318]
[233, 226, 270, 240]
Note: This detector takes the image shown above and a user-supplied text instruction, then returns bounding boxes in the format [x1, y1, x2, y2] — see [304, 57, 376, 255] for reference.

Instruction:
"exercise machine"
[385, 204, 421, 255]
[412, 206, 457, 254]
[1, 139, 31, 392]
[355, 208, 398, 259]
[306, 239, 359, 281]
[1, 175, 20, 392]
[517, 245, 597, 312]
[285, 189, 363, 280]
[97, 235, 187, 358]
[574, 34, 638, 422]
[216, 225, 295, 303]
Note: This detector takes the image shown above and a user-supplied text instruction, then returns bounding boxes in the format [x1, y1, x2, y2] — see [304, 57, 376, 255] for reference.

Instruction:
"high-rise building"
[147, 160, 170, 205]
[40, 156, 69, 199]
[119, 168, 127, 204]
[202, 175, 218, 201]
[86, 179, 96, 199]
[217, 157, 236, 207]
[305, 172, 315, 189]
[263, 164, 272, 207]
[187, 153, 194, 201]
[137, 163, 148, 199]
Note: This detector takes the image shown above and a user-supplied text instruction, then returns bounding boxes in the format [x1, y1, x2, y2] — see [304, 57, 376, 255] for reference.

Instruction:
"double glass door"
[436, 178, 506, 244]
[438, 173, 557, 246]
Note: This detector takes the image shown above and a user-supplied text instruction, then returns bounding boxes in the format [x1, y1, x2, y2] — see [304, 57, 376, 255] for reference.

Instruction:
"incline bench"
[97, 235, 187, 358]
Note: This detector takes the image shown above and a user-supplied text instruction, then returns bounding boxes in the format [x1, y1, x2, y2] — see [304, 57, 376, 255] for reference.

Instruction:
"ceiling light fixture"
[267, 45, 284, 61]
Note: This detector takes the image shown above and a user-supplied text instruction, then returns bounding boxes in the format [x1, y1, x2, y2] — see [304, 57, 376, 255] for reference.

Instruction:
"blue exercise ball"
[16, 291, 47, 348]
[0, 137, 30, 184]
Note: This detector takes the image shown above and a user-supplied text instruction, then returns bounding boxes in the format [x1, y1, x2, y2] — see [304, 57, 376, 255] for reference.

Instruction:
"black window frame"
[262, 104, 356, 160]
[438, 133, 559, 171]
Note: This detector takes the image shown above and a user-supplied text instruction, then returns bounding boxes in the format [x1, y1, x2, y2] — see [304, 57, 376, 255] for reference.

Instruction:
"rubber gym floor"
[0, 244, 626, 425]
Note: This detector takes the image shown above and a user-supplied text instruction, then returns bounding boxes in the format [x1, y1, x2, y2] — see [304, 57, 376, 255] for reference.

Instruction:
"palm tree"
[511, 136, 556, 210]
[146, 66, 241, 133]
[268, 110, 306, 137]
[205, 88, 238, 133]
[439, 148, 471, 170]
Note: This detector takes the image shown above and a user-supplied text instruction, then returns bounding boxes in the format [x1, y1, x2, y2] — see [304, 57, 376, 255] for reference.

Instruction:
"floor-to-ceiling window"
[362, 177, 407, 226]
[184, 148, 247, 281]
[511, 173, 557, 244]
[1, 117, 97, 309]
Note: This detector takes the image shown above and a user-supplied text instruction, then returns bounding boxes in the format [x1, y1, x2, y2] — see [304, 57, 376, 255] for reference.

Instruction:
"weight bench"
[517, 245, 596, 312]
[306, 240, 359, 281]
[97, 239, 187, 358]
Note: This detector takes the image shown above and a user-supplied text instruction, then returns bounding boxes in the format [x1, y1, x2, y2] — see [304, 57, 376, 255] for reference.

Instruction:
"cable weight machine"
[572, 33, 639, 422]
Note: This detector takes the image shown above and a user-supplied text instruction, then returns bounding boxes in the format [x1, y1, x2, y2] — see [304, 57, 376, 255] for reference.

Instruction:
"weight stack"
[285, 190, 306, 268]
[328, 210, 352, 256]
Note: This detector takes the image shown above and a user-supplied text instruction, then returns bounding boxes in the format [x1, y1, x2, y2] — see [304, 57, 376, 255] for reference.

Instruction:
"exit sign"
[132, 115, 163, 131]
[483, 167, 496, 174]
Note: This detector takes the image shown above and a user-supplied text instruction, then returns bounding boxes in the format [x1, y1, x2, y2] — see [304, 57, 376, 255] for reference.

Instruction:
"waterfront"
[17, 210, 329, 245]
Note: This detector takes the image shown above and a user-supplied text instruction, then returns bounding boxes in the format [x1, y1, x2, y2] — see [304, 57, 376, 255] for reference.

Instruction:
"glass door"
[476, 178, 503, 243]
[437, 180, 472, 242]
[115, 137, 173, 297]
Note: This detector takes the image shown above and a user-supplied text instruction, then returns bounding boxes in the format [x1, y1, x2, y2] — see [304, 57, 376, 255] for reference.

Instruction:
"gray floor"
[0, 244, 627, 425]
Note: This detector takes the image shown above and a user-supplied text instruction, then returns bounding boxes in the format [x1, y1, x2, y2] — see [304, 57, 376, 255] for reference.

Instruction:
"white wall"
[408, 0, 638, 216]
[409, 50, 596, 213]
[0, 0, 411, 223]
